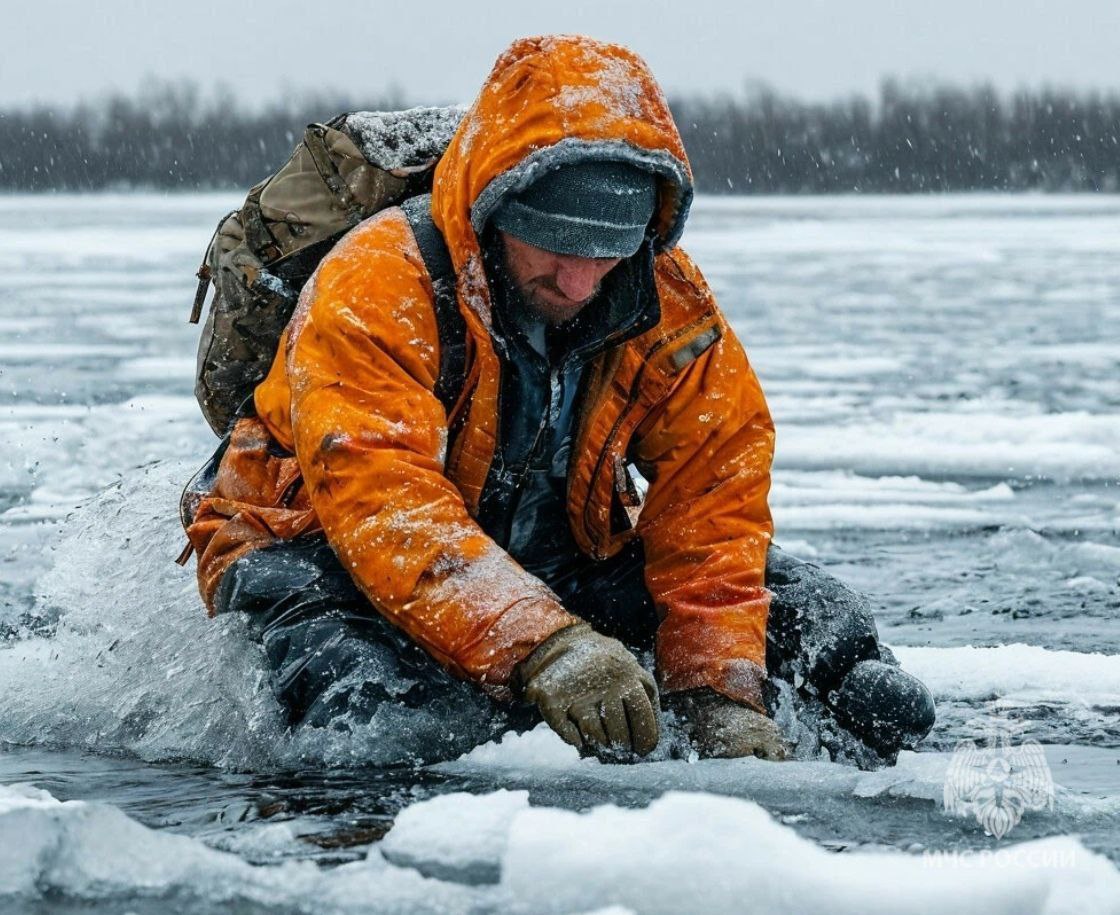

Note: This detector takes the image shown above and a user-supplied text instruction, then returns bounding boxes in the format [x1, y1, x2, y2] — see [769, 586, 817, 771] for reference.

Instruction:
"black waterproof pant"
[217, 536, 932, 755]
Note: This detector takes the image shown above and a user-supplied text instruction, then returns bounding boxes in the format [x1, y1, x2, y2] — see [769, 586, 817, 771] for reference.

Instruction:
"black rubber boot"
[827, 660, 936, 757]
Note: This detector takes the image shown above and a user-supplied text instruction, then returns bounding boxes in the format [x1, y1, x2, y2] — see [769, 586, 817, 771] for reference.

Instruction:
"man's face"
[499, 231, 622, 325]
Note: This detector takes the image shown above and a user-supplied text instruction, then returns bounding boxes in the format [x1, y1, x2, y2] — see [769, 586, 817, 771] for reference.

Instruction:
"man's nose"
[554, 258, 603, 301]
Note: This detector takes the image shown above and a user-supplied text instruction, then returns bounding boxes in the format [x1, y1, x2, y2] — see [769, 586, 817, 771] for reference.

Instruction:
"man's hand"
[514, 623, 660, 760]
[667, 688, 789, 760]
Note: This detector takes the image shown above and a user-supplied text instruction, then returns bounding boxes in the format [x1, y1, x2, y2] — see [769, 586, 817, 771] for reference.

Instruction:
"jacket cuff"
[460, 598, 584, 701]
[656, 590, 770, 713]
[659, 658, 767, 713]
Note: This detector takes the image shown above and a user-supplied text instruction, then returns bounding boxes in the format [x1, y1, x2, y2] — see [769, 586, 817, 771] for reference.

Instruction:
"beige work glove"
[513, 623, 660, 760]
[666, 688, 790, 760]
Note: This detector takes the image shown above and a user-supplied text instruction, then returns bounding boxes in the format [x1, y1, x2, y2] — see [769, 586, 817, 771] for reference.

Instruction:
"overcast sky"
[6, 0, 1119, 109]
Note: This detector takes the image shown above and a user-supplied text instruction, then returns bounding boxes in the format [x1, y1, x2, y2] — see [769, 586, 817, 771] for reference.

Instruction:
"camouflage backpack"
[189, 106, 465, 436]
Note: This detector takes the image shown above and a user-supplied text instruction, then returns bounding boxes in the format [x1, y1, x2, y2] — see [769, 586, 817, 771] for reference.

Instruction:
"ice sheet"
[893, 644, 1120, 708]
[774, 411, 1120, 482]
[3, 782, 1116, 914]
[2, 192, 1120, 908]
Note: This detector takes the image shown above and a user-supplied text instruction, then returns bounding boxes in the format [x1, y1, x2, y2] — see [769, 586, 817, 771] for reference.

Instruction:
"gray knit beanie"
[489, 160, 659, 258]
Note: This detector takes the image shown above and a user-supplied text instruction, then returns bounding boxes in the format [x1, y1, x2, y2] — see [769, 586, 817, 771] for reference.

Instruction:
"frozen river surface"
[0, 193, 1118, 913]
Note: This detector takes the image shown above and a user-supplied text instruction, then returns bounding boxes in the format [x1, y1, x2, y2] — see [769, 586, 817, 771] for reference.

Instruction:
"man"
[185, 35, 934, 763]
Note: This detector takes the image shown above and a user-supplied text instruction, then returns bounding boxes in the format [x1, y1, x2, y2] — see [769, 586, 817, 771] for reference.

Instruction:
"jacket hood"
[431, 35, 694, 277]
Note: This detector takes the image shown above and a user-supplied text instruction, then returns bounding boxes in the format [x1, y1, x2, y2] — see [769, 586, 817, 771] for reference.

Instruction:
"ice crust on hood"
[553, 52, 647, 121]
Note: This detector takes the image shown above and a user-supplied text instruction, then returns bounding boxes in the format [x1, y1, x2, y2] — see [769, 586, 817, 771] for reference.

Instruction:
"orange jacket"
[187, 35, 775, 709]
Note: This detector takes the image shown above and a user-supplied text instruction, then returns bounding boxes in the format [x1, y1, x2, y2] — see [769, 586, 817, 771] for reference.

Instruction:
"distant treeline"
[1, 80, 1118, 193]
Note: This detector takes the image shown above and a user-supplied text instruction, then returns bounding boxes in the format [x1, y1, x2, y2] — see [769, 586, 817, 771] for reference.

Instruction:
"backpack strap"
[240, 185, 283, 263]
[401, 195, 467, 417]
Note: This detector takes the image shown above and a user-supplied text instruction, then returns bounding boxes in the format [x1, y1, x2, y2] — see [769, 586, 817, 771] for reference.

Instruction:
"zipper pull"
[613, 455, 645, 529]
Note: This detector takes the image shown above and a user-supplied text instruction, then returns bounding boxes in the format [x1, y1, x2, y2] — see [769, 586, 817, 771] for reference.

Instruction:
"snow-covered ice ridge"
[2, 781, 1117, 914]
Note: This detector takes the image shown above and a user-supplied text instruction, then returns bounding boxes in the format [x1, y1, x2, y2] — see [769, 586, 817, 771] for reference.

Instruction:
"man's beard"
[520, 276, 602, 326]
[485, 230, 602, 327]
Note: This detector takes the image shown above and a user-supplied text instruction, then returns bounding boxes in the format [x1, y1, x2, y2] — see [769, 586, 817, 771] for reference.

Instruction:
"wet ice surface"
[1, 193, 1118, 912]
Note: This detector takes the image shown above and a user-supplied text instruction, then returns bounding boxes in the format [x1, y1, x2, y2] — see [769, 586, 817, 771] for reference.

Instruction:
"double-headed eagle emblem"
[943, 719, 1054, 839]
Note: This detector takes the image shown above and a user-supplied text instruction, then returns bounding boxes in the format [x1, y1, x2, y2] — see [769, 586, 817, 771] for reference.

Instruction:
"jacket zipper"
[503, 358, 563, 534]
[579, 312, 718, 557]
[580, 352, 657, 558]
